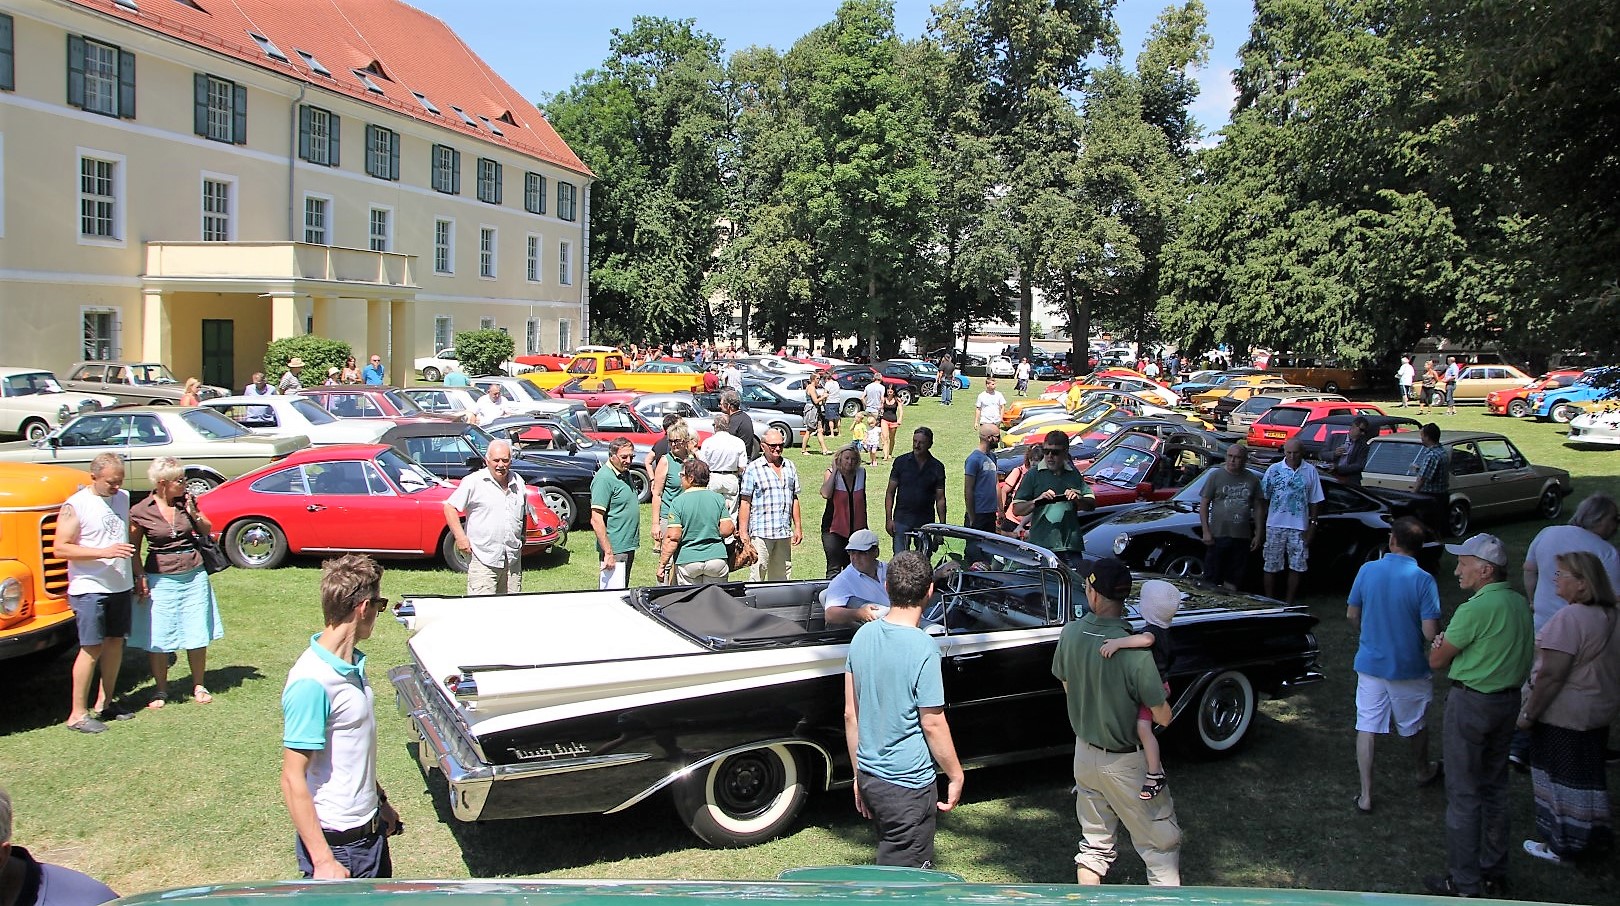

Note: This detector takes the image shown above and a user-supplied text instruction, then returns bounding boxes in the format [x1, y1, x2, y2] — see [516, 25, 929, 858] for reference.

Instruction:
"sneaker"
[1423, 875, 1475, 898]
[1523, 840, 1564, 865]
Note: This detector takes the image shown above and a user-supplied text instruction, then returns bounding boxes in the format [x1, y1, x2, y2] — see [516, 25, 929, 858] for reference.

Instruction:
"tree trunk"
[1018, 265, 1034, 361]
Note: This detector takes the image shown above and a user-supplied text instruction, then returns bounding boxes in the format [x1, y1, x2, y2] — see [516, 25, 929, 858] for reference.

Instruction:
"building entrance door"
[202, 319, 235, 390]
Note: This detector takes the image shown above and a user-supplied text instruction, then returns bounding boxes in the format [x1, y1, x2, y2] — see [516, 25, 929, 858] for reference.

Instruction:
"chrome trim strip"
[603, 737, 836, 815]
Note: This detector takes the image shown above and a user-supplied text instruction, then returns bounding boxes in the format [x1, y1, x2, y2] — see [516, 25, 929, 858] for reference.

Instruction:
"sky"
[410, 0, 1255, 137]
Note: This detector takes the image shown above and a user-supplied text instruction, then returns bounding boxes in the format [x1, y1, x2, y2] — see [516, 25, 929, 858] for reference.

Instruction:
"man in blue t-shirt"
[844, 551, 964, 868]
[1346, 516, 1442, 812]
[962, 424, 1001, 533]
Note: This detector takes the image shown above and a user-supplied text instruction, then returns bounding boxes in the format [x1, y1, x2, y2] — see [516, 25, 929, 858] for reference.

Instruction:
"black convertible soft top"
[650, 584, 808, 645]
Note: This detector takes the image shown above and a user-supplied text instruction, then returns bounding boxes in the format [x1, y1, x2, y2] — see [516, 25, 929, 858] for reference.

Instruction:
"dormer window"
[450, 106, 479, 128]
[295, 49, 330, 77]
[249, 32, 287, 62]
[477, 115, 504, 136]
[353, 69, 384, 94]
[412, 91, 441, 115]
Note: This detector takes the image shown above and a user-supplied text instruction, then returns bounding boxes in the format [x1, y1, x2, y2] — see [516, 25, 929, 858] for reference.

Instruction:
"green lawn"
[4, 383, 1618, 902]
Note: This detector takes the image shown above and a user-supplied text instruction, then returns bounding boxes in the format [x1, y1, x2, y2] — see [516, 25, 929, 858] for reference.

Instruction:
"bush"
[455, 329, 515, 377]
[264, 336, 352, 381]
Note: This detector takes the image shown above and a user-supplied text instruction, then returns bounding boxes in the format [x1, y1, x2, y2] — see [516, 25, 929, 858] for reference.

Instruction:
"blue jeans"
[940, 379, 954, 405]
[297, 830, 392, 878]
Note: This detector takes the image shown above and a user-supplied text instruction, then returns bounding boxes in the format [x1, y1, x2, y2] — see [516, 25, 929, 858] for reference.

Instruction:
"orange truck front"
[0, 463, 91, 663]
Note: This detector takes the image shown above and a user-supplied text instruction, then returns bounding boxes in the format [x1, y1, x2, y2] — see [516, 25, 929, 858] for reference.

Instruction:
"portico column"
[141, 288, 172, 365]
[366, 299, 390, 364]
[388, 298, 416, 386]
[268, 292, 311, 340]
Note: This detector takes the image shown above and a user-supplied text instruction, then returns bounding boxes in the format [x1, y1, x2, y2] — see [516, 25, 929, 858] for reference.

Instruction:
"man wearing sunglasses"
[739, 428, 802, 581]
[1012, 429, 1095, 568]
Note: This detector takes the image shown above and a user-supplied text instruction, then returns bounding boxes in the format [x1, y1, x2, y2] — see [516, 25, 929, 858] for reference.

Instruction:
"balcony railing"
[145, 242, 416, 289]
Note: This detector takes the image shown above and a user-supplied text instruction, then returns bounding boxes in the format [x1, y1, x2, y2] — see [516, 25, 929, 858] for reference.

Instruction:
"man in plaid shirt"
[1407, 423, 1450, 535]
[739, 428, 802, 581]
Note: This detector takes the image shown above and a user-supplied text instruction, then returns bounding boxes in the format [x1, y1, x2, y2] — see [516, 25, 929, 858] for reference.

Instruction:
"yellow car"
[1000, 397, 1066, 428]
[1190, 374, 1289, 409]
[1004, 404, 1117, 447]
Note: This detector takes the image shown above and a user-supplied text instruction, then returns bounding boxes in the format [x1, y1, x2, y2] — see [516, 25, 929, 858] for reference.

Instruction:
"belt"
[322, 815, 382, 846]
[712, 471, 738, 476]
[1451, 680, 1514, 696]
[1084, 740, 1142, 755]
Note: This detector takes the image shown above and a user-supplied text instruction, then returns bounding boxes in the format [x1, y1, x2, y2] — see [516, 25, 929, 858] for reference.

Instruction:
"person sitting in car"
[825, 529, 888, 626]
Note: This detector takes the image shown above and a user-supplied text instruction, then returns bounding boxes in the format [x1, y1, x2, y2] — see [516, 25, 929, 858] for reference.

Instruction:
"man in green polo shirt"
[590, 438, 641, 590]
[1013, 430, 1095, 569]
[1051, 557, 1180, 886]
[1425, 533, 1534, 898]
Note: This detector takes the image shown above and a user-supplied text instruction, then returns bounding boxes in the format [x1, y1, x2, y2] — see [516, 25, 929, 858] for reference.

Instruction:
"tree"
[453, 329, 515, 378]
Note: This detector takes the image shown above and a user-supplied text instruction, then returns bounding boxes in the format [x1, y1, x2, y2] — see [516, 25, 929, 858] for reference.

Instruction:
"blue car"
[1527, 366, 1620, 423]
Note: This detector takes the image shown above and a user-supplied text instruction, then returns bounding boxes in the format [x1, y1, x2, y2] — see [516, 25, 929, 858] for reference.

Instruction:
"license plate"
[1265, 431, 1286, 439]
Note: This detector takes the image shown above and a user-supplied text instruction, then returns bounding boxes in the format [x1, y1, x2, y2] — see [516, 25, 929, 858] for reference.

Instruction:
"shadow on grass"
[0, 646, 267, 736]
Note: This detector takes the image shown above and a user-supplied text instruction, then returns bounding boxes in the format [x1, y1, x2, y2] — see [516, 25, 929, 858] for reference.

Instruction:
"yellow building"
[0, 0, 592, 387]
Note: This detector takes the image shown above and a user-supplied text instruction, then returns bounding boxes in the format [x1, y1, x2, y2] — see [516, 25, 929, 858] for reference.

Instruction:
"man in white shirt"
[825, 529, 889, 626]
[721, 362, 744, 392]
[443, 440, 530, 595]
[975, 379, 1008, 427]
[698, 419, 747, 517]
[54, 453, 136, 733]
[472, 383, 508, 427]
[863, 377, 884, 416]
[244, 371, 276, 421]
[1396, 357, 1416, 407]
[1015, 358, 1032, 395]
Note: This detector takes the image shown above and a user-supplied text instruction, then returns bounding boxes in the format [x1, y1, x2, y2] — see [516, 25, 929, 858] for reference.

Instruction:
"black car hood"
[514, 454, 596, 482]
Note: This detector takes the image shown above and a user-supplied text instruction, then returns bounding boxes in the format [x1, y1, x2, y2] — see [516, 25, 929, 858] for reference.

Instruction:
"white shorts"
[1355, 673, 1433, 736]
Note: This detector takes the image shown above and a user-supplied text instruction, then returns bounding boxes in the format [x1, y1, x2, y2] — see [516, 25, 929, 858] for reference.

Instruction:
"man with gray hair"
[719, 388, 759, 461]
[590, 437, 641, 589]
[1523, 492, 1620, 632]
[443, 438, 530, 595]
[698, 417, 747, 518]
[54, 452, 136, 733]
[0, 786, 119, 905]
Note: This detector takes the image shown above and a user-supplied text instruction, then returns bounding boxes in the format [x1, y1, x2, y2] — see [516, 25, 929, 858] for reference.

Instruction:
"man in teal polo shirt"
[590, 438, 641, 589]
[1013, 430, 1095, 569]
[1425, 533, 1534, 898]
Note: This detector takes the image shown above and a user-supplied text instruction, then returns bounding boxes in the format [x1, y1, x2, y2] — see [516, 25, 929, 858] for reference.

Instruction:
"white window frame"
[558, 240, 572, 285]
[433, 316, 453, 351]
[305, 106, 334, 166]
[557, 319, 573, 354]
[368, 205, 393, 252]
[82, 39, 119, 117]
[200, 171, 236, 241]
[558, 181, 577, 221]
[433, 218, 455, 275]
[480, 317, 496, 330]
[479, 226, 497, 279]
[525, 317, 541, 354]
[523, 172, 545, 215]
[76, 148, 125, 248]
[0, 133, 6, 238]
[302, 192, 332, 245]
[205, 75, 236, 142]
[81, 306, 121, 361]
[525, 233, 542, 283]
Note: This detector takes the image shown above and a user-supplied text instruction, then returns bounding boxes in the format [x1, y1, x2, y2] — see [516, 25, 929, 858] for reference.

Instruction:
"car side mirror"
[1135, 481, 1152, 498]
[567, 441, 579, 455]
[466, 456, 484, 470]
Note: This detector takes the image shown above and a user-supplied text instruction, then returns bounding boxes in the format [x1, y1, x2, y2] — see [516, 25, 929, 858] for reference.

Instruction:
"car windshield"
[3, 372, 64, 396]
[181, 408, 251, 439]
[291, 399, 338, 425]
[375, 446, 439, 492]
[382, 390, 424, 415]
[549, 417, 596, 448]
[513, 381, 550, 401]
[459, 424, 496, 456]
[1086, 447, 1155, 487]
[131, 364, 178, 385]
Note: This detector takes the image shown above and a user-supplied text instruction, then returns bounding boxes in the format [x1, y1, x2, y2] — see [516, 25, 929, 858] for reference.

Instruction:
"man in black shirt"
[720, 389, 759, 461]
[885, 427, 947, 554]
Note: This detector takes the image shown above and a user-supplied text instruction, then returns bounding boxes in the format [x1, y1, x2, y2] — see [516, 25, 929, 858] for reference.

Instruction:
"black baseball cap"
[1087, 557, 1133, 600]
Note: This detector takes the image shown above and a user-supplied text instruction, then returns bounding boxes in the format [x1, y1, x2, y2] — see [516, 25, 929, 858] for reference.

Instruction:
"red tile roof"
[69, 0, 591, 177]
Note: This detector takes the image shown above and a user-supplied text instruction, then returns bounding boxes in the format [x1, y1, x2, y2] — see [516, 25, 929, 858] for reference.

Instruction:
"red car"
[1246, 401, 1386, 449]
[1486, 370, 1582, 417]
[550, 376, 641, 410]
[587, 403, 712, 447]
[297, 386, 454, 421]
[513, 353, 573, 371]
[198, 444, 562, 571]
[1081, 443, 1222, 507]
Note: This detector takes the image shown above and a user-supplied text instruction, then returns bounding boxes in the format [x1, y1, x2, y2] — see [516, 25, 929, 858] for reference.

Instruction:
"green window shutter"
[193, 73, 209, 136]
[232, 83, 247, 143]
[0, 15, 15, 92]
[328, 113, 340, 167]
[539, 174, 546, 213]
[117, 49, 135, 118]
[451, 149, 460, 194]
[388, 130, 399, 180]
[66, 35, 86, 108]
[298, 105, 312, 161]
[364, 125, 377, 177]
[494, 162, 503, 205]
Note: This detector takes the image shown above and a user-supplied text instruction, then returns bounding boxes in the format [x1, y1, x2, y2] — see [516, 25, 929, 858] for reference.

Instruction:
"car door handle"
[952, 654, 984, 668]
[306, 504, 326, 512]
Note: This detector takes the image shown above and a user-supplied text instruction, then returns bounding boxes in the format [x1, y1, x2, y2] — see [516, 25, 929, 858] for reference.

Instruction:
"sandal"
[193, 686, 214, 704]
[146, 692, 168, 710]
[1140, 771, 1166, 800]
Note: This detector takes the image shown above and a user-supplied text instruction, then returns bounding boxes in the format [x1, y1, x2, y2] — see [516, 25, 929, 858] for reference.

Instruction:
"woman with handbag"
[1518, 550, 1620, 864]
[806, 373, 831, 455]
[129, 456, 225, 707]
[819, 444, 869, 577]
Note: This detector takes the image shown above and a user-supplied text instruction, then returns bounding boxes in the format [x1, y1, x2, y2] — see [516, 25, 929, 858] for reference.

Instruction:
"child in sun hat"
[1100, 578, 1185, 800]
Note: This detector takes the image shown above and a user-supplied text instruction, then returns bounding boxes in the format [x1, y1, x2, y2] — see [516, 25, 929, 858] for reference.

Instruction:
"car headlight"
[1112, 533, 1131, 556]
[57, 404, 72, 424]
[0, 577, 22, 617]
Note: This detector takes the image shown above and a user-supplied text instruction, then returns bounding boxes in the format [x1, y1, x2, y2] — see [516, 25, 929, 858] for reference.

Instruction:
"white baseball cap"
[1444, 533, 1508, 567]
[845, 529, 881, 552]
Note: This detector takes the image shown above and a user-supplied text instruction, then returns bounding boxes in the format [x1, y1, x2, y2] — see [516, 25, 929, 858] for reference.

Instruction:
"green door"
[202, 319, 234, 390]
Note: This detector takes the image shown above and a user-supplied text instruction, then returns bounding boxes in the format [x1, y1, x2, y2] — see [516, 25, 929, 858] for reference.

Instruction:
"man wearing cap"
[1348, 516, 1443, 814]
[963, 425, 1002, 534]
[278, 357, 306, 394]
[1052, 558, 1181, 886]
[1424, 533, 1534, 898]
[1013, 430, 1095, 569]
[825, 529, 888, 626]
[843, 550, 964, 867]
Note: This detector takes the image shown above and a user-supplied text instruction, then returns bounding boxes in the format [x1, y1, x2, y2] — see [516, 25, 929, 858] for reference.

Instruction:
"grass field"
[4, 381, 1618, 902]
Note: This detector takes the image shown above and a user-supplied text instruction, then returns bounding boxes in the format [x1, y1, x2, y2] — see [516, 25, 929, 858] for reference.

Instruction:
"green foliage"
[263, 336, 350, 379]
[453, 329, 515, 377]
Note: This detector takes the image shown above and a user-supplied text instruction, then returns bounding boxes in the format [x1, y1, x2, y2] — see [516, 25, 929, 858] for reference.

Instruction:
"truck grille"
[39, 512, 69, 598]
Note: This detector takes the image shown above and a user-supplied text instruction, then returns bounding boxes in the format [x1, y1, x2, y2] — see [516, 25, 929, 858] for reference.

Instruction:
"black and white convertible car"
[389, 525, 1323, 847]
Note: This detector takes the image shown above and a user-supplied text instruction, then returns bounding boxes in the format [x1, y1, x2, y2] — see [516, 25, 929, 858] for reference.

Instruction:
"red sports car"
[513, 353, 573, 371]
[297, 386, 455, 421]
[1485, 370, 1582, 417]
[550, 376, 641, 410]
[587, 403, 712, 446]
[198, 444, 562, 571]
[1080, 443, 1222, 507]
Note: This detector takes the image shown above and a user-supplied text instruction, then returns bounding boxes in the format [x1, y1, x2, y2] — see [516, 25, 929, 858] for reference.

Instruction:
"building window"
[526, 234, 541, 282]
[558, 319, 573, 354]
[79, 155, 118, 240]
[433, 219, 454, 274]
[68, 36, 134, 119]
[369, 207, 390, 252]
[476, 158, 503, 205]
[433, 316, 453, 351]
[1, 14, 15, 92]
[525, 317, 541, 354]
[201, 178, 231, 241]
[558, 181, 577, 221]
[194, 74, 246, 143]
[364, 125, 399, 181]
[430, 145, 460, 194]
[479, 227, 496, 278]
[298, 106, 339, 166]
[558, 240, 572, 285]
[303, 196, 328, 245]
[83, 309, 119, 361]
[480, 317, 496, 330]
[524, 172, 546, 214]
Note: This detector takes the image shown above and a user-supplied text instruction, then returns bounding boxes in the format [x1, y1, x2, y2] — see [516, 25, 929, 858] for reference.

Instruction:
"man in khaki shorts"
[443, 439, 530, 594]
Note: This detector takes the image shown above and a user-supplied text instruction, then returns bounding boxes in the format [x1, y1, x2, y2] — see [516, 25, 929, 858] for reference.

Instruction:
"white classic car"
[1567, 411, 1620, 448]
[0, 367, 116, 442]
[413, 348, 530, 382]
[201, 395, 391, 445]
[987, 355, 1016, 378]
